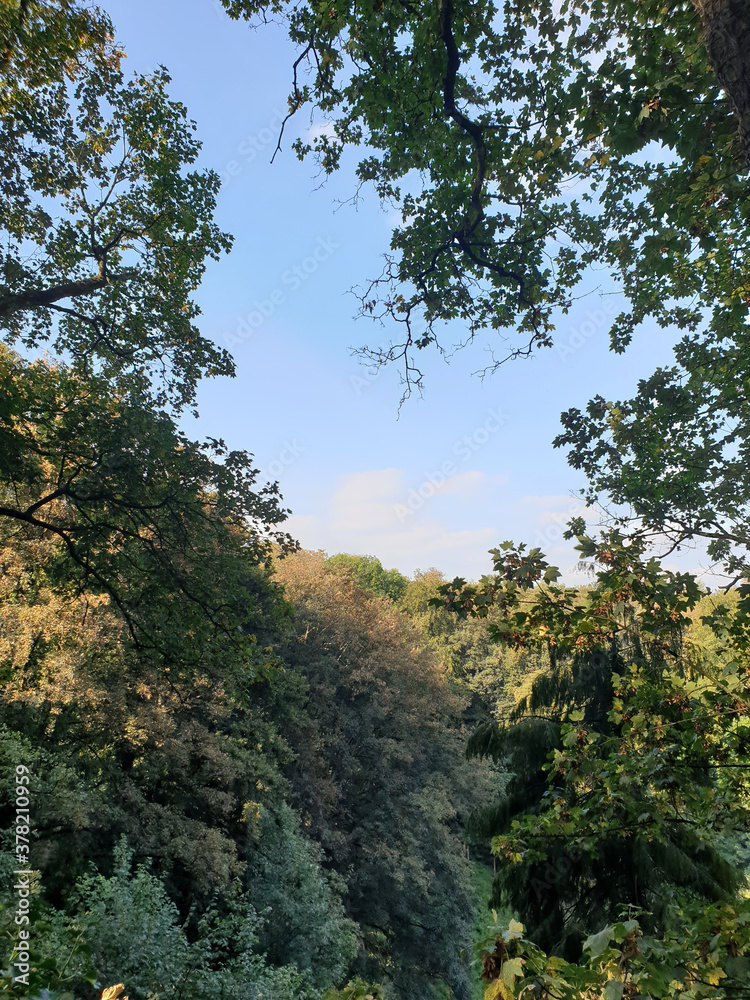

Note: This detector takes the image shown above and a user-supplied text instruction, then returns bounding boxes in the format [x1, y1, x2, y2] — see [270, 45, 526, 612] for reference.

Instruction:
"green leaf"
[602, 981, 624, 1000]
[583, 927, 613, 958]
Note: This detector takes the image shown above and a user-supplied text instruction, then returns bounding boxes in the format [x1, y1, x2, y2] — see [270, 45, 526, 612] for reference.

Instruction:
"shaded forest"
[3, 1, 750, 998]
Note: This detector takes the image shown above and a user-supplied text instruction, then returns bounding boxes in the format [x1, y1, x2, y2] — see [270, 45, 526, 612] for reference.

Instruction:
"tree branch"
[0, 269, 138, 319]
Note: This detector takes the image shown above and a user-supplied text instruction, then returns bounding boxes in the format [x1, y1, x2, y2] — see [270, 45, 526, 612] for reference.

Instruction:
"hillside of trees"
[3, 1, 750, 998]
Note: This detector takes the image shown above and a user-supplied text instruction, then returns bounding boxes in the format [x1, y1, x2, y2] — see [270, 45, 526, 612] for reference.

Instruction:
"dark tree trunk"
[692, 0, 750, 168]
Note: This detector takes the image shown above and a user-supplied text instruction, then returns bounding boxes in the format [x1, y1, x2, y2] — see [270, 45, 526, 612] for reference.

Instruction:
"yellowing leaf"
[484, 980, 512, 1000]
[502, 957, 525, 984]
[101, 986, 127, 1000]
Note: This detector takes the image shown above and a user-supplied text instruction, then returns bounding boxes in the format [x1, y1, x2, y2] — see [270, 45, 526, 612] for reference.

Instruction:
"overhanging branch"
[0, 269, 138, 319]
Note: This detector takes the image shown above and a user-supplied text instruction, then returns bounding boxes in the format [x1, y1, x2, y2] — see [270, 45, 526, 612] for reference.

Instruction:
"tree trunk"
[692, 0, 750, 168]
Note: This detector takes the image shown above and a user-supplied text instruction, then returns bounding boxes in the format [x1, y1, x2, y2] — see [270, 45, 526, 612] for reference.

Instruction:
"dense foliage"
[0, 0, 233, 411]
[3, 2, 750, 1000]
[223, 0, 750, 393]
[0, 5, 487, 998]
[435, 536, 750, 997]
[276, 551, 491, 998]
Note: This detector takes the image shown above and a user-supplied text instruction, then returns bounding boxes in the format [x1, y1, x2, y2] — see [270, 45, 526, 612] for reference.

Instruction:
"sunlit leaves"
[556, 329, 750, 577]
[0, 9, 233, 412]
[223, 0, 748, 396]
[459, 535, 750, 997]
[0, 346, 295, 678]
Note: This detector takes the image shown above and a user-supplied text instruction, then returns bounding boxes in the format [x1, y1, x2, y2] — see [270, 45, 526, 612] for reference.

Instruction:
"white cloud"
[329, 468, 404, 531]
[283, 513, 318, 535]
[284, 467, 506, 578]
[332, 468, 402, 504]
[519, 493, 583, 513]
[433, 470, 491, 497]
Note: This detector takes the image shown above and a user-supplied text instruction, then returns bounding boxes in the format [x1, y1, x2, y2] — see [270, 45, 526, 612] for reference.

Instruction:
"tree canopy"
[274, 550, 488, 1000]
[1, 0, 233, 412]
[0, 345, 294, 674]
[556, 333, 750, 579]
[5, 3, 750, 1000]
[324, 553, 409, 602]
[224, 0, 750, 393]
[435, 533, 750, 997]
[0, 1, 294, 671]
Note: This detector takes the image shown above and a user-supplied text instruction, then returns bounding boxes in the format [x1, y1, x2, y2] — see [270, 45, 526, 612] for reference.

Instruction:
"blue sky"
[102, 0, 693, 582]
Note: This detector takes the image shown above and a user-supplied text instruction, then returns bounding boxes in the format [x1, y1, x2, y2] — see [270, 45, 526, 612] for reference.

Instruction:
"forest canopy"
[226, 0, 750, 576]
[223, 0, 750, 379]
[2, 1, 750, 1000]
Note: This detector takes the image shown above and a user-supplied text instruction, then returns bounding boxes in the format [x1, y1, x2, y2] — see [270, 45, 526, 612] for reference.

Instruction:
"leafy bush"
[32, 842, 320, 1000]
[246, 803, 358, 989]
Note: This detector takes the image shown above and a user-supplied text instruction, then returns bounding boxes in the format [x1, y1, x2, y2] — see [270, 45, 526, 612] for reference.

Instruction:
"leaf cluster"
[224, 0, 749, 397]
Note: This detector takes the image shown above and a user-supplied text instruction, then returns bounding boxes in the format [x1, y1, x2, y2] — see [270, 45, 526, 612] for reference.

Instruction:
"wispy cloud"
[284, 467, 505, 577]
